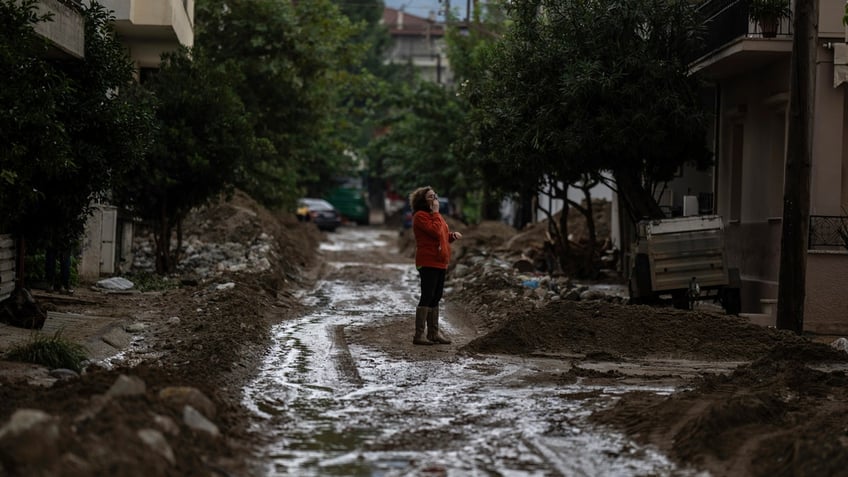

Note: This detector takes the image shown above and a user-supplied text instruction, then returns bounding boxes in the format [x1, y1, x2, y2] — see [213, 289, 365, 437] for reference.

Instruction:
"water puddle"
[243, 228, 706, 476]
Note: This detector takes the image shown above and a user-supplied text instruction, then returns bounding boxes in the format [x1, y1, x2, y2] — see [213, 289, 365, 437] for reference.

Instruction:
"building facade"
[688, 0, 848, 333]
[382, 7, 453, 85]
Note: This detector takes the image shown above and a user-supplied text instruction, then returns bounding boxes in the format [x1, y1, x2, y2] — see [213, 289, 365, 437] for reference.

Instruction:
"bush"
[5, 330, 88, 372]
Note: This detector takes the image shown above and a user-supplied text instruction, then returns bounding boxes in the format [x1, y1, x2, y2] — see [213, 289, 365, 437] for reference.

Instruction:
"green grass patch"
[5, 330, 88, 372]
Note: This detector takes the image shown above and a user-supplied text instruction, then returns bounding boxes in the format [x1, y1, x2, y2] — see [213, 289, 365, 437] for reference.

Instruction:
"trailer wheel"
[671, 290, 690, 310]
[720, 287, 741, 315]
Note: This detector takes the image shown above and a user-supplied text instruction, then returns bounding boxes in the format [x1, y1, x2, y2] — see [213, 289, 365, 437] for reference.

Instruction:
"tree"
[196, 0, 365, 208]
[0, 0, 69, 237]
[1, 1, 152, 274]
[370, 81, 467, 201]
[113, 49, 252, 274]
[458, 0, 711, 273]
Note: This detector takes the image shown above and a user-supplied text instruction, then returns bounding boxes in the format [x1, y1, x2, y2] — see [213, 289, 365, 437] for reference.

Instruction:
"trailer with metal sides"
[628, 215, 741, 314]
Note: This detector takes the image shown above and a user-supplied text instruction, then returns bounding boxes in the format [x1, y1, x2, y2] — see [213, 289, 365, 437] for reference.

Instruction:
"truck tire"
[671, 290, 690, 310]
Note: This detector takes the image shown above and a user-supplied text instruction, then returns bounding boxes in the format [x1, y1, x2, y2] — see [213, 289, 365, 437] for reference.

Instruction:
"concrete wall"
[100, 0, 194, 51]
[34, 0, 84, 59]
[812, 45, 847, 216]
[725, 221, 781, 313]
[805, 251, 848, 334]
[715, 59, 790, 311]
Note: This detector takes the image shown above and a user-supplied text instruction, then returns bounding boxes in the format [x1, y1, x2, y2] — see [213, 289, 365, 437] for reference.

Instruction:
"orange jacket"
[413, 210, 453, 269]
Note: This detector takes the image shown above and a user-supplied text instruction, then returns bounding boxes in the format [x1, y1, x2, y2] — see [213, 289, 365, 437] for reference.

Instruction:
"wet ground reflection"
[242, 227, 704, 476]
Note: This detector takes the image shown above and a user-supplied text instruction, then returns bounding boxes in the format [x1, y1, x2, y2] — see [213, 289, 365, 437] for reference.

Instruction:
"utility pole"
[776, 0, 818, 334]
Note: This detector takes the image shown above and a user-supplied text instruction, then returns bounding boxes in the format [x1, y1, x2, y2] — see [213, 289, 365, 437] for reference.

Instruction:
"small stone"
[137, 428, 176, 465]
[105, 374, 146, 398]
[183, 405, 219, 437]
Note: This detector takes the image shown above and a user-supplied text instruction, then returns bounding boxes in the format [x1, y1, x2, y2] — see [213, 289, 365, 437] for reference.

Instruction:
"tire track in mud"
[329, 324, 362, 386]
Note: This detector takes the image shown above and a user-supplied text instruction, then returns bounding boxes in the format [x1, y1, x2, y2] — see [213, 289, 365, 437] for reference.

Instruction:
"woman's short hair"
[409, 186, 433, 213]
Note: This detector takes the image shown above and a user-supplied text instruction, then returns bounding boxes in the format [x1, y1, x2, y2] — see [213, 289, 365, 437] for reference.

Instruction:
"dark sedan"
[297, 198, 342, 232]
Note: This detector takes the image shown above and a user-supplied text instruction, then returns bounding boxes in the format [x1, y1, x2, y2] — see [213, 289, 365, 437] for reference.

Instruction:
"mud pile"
[0, 191, 321, 476]
[442, 217, 848, 477]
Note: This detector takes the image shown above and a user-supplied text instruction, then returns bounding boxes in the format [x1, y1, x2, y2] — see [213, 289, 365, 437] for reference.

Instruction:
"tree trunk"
[777, 0, 817, 334]
[581, 187, 598, 278]
[174, 218, 183, 267]
[613, 171, 665, 222]
[481, 185, 501, 221]
[155, 203, 173, 275]
[555, 200, 572, 274]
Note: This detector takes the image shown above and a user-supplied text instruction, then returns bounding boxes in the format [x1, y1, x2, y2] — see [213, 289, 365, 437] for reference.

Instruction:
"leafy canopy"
[458, 0, 711, 221]
[196, 0, 367, 207]
[0, 0, 151, 248]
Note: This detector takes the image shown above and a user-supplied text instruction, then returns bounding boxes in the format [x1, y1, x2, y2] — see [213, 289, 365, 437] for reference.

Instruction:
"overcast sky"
[383, 0, 469, 22]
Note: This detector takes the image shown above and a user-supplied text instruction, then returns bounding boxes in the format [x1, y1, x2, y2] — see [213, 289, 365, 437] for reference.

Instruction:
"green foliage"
[24, 251, 79, 287]
[124, 271, 180, 292]
[5, 330, 88, 372]
[196, 0, 366, 208]
[368, 81, 468, 200]
[0, 1, 153, 251]
[113, 48, 252, 273]
[0, 0, 70, 236]
[458, 0, 711, 221]
[749, 0, 791, 22]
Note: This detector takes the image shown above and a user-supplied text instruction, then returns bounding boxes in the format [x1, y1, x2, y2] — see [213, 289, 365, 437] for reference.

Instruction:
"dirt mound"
[593, 348, 848, 476]
[0, 191, 321, 476]
[184, 189, 320, 275]
[461, 300, 810, 361]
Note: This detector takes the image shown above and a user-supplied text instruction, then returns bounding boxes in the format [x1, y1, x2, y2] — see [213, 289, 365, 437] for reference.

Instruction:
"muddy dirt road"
[242, 227, 710, 476]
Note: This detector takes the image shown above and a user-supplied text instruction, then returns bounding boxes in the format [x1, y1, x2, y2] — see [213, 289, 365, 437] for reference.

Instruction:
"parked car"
[297, 198, 342, 232]
[401, 197, 452, 229]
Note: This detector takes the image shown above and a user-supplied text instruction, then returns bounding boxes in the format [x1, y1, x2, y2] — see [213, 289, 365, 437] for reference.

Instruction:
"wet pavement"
[242, 227, 707, 476]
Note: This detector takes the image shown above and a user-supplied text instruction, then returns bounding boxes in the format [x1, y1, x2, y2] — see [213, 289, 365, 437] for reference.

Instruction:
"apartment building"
[383, 7, 453, 85]
[686, 0, 848, 333]
[99, 0, 194, 78]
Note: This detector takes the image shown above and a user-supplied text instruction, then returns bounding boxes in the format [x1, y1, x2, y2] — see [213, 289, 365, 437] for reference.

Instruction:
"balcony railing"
[691, 0, 793, 61]
[809, 215, 848, 250]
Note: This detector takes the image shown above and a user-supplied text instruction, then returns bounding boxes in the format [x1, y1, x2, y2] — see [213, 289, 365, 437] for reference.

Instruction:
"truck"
[628, 215, 741, 314]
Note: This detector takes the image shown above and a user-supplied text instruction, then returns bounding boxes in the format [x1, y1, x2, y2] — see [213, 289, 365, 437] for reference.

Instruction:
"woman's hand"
[449, 231, 462, 241]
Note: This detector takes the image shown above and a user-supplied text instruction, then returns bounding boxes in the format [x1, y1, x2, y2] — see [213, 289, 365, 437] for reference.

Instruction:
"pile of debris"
[431, 215, 626, 337]
[130, 190, 319, 281]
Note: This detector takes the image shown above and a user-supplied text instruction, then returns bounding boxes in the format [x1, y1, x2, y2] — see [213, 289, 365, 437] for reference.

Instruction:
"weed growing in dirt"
[5, 330, 88, 372]
[125, 272, 181, 292]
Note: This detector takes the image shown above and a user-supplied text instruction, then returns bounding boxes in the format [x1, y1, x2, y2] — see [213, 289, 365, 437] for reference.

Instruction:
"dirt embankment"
[0, 191, 323, 476]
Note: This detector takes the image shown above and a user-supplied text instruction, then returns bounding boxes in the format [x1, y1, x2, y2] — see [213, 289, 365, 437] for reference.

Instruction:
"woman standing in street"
[409, 186, 462, 345]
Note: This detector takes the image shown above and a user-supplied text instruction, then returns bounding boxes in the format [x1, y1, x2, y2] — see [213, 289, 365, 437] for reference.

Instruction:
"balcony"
[99, 0, 194, 47]
[689, 0, 793, 79]
[33, 0, 85, 60]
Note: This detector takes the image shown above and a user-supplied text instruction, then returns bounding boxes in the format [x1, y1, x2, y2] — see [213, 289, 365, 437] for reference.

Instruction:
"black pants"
[417, 267, 446, 308]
